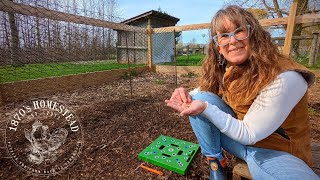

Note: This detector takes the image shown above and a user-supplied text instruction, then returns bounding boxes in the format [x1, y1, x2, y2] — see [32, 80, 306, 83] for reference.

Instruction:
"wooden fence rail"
[0, 0, 146, 33]
[272, 36, 314, 40]
[153, 14, 320, 33]
[272, 33, 320, 66]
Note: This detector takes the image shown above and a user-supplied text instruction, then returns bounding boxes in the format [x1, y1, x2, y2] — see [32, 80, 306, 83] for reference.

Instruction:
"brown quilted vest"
[218, 59, 315, 166]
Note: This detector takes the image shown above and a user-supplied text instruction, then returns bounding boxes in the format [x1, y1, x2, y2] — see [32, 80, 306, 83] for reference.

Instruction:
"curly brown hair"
[199, 5, 289, 103]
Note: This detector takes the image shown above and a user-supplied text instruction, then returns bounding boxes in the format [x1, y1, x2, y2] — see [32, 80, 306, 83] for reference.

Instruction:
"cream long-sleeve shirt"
[190, 71, 308, 145]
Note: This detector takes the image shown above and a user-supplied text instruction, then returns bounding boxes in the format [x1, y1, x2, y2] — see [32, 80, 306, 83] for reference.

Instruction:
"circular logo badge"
[5, 98, 83, 176]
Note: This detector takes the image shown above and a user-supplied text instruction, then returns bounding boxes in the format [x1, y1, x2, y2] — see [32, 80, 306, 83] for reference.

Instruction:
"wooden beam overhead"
[153, 23, 210, 33]
[1, 0, 318, 34]
[153, 14, 319, 33]
[0, 0, 146, 33]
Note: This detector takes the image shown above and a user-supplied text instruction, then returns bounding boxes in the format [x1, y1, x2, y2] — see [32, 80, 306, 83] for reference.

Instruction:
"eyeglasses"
[213, 25, 251, 46]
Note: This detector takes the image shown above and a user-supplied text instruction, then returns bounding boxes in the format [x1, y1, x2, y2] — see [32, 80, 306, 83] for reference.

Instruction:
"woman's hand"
[180, 100, 207, 116]
[168, 87, 192, 104]
[165, 87, 207, 116]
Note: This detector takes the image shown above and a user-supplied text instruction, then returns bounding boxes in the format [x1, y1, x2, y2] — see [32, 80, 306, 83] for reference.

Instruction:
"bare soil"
[0, 71, 319, 179]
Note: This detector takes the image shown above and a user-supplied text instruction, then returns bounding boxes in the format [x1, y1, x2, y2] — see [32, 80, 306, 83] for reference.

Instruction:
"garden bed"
[0, 71, 319, 179]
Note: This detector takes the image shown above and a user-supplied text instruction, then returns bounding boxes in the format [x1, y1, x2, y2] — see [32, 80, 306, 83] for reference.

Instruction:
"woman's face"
[215, 19, 251, 65]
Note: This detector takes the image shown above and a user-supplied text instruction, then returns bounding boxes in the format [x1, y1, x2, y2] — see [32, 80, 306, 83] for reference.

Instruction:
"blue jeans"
[190, 92, 319, 180]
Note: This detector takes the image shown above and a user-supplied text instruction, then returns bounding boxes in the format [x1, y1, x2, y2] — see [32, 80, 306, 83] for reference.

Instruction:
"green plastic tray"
[138, 135, 200, 175]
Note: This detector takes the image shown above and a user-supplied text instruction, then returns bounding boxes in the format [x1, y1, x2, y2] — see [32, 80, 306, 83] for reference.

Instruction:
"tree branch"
[261, 0, 289, 16]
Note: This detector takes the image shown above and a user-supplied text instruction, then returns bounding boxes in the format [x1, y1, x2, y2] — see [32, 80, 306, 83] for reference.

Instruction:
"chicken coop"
[116, 10, 179, 64]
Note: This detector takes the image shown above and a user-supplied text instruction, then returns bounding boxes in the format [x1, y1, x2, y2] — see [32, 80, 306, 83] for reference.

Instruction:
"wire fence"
[0, 0, 151, 103]
[0, 1, 319, 104]
[152, 29, 210, 67]
[0, 1, 148, 82]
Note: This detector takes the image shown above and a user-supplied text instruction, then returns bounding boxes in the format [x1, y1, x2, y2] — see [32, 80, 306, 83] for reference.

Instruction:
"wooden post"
[314, 34, 320, 65]
[309, 32, 319, 66]
[173, 30, 177, 88]
[147, 18, 153, 71]
[283, 1, 298, 56]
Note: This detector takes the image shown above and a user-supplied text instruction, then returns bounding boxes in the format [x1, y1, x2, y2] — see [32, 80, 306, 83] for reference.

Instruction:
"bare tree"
[291, 0, 310, 55]
[1, 0, 122, 64]
[35, 1, 42, 49]
[8, 0, 21, 65]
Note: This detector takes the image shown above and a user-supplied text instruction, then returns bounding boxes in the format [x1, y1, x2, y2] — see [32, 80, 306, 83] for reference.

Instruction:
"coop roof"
[121, 10, 179, 24]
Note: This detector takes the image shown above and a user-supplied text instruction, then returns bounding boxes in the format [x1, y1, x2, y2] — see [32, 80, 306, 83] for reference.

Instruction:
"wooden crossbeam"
[153, 14, 319, 33]
[0, 0, 146, 33]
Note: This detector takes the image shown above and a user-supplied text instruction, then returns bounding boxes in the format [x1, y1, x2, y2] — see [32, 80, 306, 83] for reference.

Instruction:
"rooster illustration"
[24, 121, 68, 164]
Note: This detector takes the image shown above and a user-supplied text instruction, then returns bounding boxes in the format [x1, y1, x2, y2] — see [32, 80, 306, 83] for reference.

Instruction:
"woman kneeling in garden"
[166, 5, 319, 180]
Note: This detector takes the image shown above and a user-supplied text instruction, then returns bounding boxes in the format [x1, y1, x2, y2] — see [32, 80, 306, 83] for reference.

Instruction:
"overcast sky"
[117, 0, 226, 44]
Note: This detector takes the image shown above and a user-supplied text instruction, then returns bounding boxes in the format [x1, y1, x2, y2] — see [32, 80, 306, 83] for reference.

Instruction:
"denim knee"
[192, 91, 235, 116]
[192, 91, 220, 101]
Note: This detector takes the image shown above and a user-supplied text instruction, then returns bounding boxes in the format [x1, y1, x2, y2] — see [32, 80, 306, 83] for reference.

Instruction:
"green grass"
[0, 60, 145, 83]
[159, 54, 205, 66]
[154, 78, 165, 85]
[293, 54, 320, 70]
[1, 54, 317, 83]
[121, 69, 141, 80]
[158, 53, 320, 69]
[181, 72, 198, 78]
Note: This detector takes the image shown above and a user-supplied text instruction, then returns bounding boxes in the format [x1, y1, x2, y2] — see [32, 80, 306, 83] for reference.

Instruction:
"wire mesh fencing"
[1, 1, 318, 104]
[151, 31, 175, 65]
[0, 0, 149, 103]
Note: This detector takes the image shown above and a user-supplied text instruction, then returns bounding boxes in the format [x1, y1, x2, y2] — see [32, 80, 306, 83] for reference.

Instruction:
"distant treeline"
[0, 0, 122, 65]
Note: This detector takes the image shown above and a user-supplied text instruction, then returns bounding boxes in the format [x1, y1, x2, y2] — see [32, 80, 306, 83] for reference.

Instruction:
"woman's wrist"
[200, 101, 209, 114]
